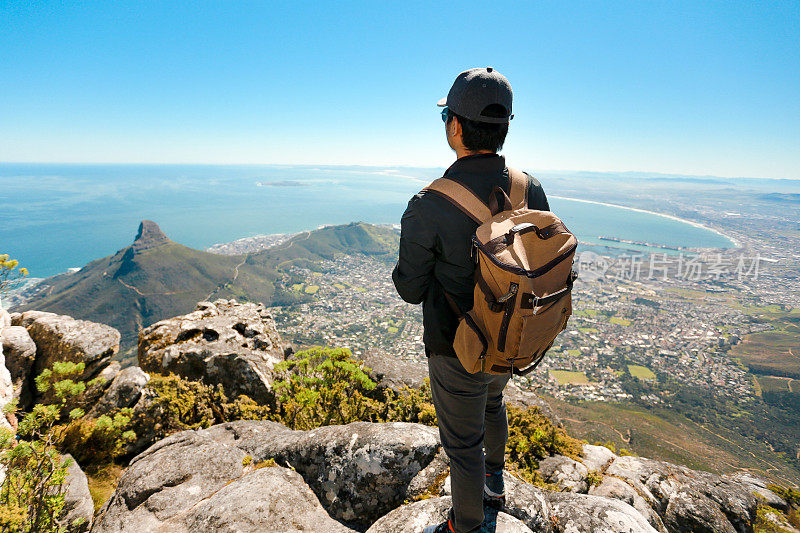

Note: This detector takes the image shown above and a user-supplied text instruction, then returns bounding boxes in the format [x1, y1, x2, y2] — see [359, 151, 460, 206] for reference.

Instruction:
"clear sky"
[1, 1, 798, 178]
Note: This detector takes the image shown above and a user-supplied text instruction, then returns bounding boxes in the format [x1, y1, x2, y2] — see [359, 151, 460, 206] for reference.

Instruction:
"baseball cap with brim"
[437, 67, 513, 124]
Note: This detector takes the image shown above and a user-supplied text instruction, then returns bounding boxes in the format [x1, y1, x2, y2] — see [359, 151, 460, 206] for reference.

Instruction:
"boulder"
[605, 455, 769, 533]
[358, 350, 429, 390]
[94, 420, 441, 532]
[589, 476, 667, 533]
[61, 454, 94, 532]
[181, 466, 357, 533]
[503, 475, 554, 533]
[92, 361, 122, 391]
[88, 366, 149, 418]
[723, 472, 788, 511]
[0, 325, 37, 407]
[366, 496, 534, 533]
[580, 444, 617, 473]
[15, 311, 119, 385]
[406, 447, 450, 500]
[92, 424, 254, 532]
[547, 492, 659, 533]
[138, 300, 283, 403]
[538, 454, 589, 493]
[0, 342, 14, 430]
[263, 421, 440, 530]
[0, 308, 10, 329]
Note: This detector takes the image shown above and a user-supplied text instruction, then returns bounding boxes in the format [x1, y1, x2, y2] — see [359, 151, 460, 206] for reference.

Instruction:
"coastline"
[549, 195, 741, 249]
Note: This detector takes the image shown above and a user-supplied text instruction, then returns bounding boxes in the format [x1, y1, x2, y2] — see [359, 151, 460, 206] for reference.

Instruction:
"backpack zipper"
[496, 282, 518, 352]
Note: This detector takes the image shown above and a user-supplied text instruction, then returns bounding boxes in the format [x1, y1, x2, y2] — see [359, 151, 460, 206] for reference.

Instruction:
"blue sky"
[1, 1, 798, 178]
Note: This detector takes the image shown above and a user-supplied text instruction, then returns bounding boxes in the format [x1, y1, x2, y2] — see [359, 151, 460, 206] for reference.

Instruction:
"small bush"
[585, 470, 603, 489]
[272, 347, 381, 430]
[0, 407, 74, 532]
[505, 405, 583, 484]
[134, 374, 271, 443]
[34, 362, 134, 465]
[377, 380, 437, 426]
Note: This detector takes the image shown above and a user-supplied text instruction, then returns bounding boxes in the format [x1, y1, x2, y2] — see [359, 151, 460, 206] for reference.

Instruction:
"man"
[392, 67, 549, 533]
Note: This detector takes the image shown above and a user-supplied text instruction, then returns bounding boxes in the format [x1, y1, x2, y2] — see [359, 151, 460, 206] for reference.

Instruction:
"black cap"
[437, 67, 513, 124]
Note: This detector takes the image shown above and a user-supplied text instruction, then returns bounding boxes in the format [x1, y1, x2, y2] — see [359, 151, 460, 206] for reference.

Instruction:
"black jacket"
[392, 153, 549, 358]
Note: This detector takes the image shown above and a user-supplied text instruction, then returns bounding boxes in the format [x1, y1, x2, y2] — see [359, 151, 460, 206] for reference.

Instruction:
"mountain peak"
[132, 220, 170, 253]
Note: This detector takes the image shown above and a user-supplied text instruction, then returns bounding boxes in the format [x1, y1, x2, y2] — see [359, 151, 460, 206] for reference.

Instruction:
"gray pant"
[427, 354, 511, 533]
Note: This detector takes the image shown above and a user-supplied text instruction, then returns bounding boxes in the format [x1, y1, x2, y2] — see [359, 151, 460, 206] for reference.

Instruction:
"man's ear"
[450, 115, 461, 138]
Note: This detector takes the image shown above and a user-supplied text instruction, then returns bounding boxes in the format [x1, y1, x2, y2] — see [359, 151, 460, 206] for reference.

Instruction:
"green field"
[628, 364, 656, 380]
[730, 329, 800, 379]
[548, 398, 800, 486]
[304, 285, 320, 294]
[550, 370, 590, 385]
[609, 316, 631, 326]
[757, 376, 799, 393]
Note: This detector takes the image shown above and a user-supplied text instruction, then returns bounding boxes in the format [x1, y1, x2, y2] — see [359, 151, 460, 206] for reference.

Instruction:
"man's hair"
[447, 104, 509, 153]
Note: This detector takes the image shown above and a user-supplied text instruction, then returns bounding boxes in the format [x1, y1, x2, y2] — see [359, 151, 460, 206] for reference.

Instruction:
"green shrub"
[0, 405, 79, 532]
[134, 374, 271, 443]
[585, 470, 603, 489]
[378, 380, 437, 426]
[272, 347, 381, 430]
[34, 361, 135, 465]
[505, 405, 583, 484]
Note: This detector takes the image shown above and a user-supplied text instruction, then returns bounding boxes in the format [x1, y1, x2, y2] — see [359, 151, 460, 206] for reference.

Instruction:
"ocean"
[0, 163, 737, 279]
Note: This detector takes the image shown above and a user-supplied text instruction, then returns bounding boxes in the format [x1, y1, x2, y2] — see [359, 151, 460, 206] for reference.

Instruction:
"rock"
[94, 420, 441, 532]
[358, 350, 429, 390]
[181, 466, 357, 533]
[580, 444, 617, 473]
[264, 421, 440, 530]
[61, 454, 94, 532]
[131, 220, 171, 253]
[538, 455, 589, 493]
[0, 307, 10, 329]
[17, 311, 119, 385]
[722, 472, 787, 511]
[93, 423, 355, 533]
[0, 325, 37, 407]
[503, 475, 554, 533]
[94, 361, 122, 389]
[366, 496, 534, 533]
[547, 492, 659, 533]
[589, 476, 667, 533]
[92, 425, 253, 532]
[663, 489, 737, 533]
[0, 343, 14, 430]
[605, 455, 762, 533]
[504, 381, 561, 426]
[138, 299, 283, 403]
[406, 447, 450, 500]
[88, 366, 149, 418]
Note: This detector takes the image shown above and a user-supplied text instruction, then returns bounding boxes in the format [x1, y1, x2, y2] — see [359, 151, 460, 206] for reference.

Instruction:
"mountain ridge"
[13, 220, 400, 356]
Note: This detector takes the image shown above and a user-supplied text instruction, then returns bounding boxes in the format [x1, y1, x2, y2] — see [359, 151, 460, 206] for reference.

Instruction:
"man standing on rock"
[392, 68, 550, 533]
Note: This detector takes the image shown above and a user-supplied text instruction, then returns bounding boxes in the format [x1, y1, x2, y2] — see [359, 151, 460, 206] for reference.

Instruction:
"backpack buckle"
[488, 301, 503, 312]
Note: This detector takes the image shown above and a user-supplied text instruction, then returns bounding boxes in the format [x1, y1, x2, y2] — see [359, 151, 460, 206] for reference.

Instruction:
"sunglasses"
[440, 107, 449, 123]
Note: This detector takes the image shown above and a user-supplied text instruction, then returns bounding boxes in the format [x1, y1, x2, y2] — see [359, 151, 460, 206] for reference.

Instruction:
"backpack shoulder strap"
[423, 178, 492, 224]
[507, 167, 529, 209]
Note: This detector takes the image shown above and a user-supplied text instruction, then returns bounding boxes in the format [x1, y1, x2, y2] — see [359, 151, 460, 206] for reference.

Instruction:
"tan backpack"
[424, 167, 578, 375]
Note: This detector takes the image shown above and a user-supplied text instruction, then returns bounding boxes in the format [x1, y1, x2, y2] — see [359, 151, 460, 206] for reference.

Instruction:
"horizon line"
[0, 160, 798, 181]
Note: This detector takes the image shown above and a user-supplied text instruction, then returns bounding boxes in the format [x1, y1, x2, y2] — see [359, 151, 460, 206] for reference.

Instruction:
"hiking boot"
[483, 470, 505, 509]
[423, 518, 455, 533]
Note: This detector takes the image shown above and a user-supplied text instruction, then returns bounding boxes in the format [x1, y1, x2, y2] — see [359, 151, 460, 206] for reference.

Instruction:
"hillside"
[14, 220, 399, 356]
